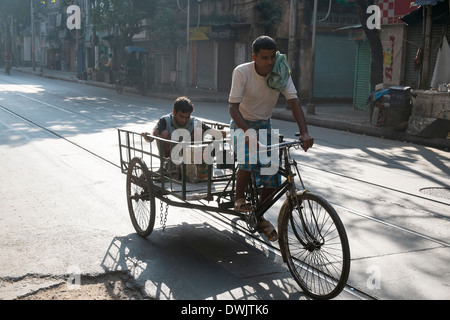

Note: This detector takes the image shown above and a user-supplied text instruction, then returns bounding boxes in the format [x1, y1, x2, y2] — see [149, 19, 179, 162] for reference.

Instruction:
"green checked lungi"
[230, 119, 280, 188]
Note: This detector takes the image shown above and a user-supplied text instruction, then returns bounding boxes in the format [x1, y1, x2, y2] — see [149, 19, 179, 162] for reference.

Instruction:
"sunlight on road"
[0, 84, 45, 93]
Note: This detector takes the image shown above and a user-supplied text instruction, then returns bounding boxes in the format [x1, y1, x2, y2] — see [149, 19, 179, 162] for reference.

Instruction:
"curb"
[272, 110, 450, 150]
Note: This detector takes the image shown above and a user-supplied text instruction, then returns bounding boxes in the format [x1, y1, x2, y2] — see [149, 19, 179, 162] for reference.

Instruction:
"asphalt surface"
[0, 68, 449, 301]
[12, 66, 450, 151]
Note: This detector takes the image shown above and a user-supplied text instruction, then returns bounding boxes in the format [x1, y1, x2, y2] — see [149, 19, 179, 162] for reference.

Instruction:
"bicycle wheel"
[116, 74, 125, 94]
[242, 172, 260, 233]
[278, 192, 350, 300]
[126, 158, 156, 237]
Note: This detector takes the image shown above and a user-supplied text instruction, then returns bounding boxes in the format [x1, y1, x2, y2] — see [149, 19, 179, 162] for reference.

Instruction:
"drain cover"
[420, 187, 450, 200]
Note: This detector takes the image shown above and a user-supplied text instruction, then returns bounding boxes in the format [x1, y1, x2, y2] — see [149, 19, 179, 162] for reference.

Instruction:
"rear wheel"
[126, 158, 155, 237]
[279, 192, 350, 299]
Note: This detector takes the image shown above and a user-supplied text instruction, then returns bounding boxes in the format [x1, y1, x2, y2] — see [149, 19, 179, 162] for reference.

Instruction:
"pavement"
[2, 66, 449, 301]
[9, 66, 450, 150]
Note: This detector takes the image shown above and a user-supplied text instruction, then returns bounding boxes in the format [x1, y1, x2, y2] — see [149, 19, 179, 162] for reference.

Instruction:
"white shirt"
[228, 61, 298, 121]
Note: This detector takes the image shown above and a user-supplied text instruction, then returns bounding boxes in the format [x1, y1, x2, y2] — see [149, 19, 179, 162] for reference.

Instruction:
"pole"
[11, 16, 17, 67]
[420, 5, 432, 89]
[39, 20, 43, 74]
[185, 0, 190, 93]
[307, 0, 318, 114]
[288, 0, 297, 71]
[31, 0, 35, 71]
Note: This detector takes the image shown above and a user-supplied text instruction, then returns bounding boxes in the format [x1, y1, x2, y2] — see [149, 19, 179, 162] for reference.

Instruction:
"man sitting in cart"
[229, 36, 314, 242]
[142, 96, 225, 159]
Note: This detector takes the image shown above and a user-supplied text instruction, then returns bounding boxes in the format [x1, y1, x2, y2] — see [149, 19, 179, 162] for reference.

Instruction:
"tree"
[0, 0, 31, 62]
[335, 0, 383, 91]
[0, 0, 31, 27]
[255, 0, 282, 35]
[146, 0, 184, 49]
[354, 0, 383, 91]
[91, 0, 156, 47]
[0, 0, 29, 17]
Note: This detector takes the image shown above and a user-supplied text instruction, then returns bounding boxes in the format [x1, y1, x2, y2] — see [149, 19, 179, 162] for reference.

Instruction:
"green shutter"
[313, 34, 356, 99]
[353, 40, 372, 110]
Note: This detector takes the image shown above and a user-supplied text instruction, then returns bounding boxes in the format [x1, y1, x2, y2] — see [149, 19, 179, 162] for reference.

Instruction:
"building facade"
[9, 0, 448, 106]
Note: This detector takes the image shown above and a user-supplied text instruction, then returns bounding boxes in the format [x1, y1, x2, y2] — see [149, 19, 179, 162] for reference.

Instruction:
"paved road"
[0, 71, 449, 300]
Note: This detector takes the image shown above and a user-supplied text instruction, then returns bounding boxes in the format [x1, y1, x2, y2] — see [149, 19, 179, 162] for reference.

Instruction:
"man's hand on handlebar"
[141, 132, 154, 143]
[297, 132, 314, 152]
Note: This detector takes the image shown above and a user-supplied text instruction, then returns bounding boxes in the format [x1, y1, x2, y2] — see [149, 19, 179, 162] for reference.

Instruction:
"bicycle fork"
[285, 157, 325, 248]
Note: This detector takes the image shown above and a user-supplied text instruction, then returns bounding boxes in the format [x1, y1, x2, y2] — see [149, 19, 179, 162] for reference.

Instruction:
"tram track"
[296, 157, 450, 208]
[2, 81, 448, 245]
[0, 103, 120, 170]
[2, 78, 448, 208]
[0, 90, 378, 299]
[190, 205, 378, 300]
[0, 78, 151, 168]
[1, 77, 448, 299]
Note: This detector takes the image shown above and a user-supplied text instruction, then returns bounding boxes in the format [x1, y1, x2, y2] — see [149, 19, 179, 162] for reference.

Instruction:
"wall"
[407, 91, 450, 138]
[380, 25, 407, 87]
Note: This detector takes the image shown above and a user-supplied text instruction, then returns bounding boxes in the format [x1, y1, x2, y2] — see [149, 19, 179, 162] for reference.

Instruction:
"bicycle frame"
[252, 140, 326, 246]
[248, 140, 303, 219]
[120, 128, 350, 299]
[118, 128, 318, 229]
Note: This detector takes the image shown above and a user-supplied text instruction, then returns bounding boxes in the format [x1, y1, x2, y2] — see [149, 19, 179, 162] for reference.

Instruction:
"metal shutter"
[313, 34, 356, 99]
[195, 41, 215, 89]
[353, 40, 372, 110]
[404, 23, 450, 88]
[403, 25, 422, 88]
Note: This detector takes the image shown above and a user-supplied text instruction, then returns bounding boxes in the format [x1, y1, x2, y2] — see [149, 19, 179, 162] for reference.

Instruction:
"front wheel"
[126, 158, 156, 237]
[278, 192, 350, 299]
[116, 73, 125, 94]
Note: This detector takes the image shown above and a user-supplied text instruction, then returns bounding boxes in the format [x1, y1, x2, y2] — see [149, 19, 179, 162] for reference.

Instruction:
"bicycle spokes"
[291, 197, 330, 247]
[281, 193, 350, 299]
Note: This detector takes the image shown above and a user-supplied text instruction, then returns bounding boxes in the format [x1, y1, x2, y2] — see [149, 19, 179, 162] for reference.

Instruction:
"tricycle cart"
[116, 46, 148, 95]
[117, 123, 350, 300]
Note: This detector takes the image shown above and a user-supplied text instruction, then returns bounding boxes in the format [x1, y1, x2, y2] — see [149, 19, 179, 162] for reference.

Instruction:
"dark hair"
[173, 96, 194, 113]
[252, 36, 277, 54]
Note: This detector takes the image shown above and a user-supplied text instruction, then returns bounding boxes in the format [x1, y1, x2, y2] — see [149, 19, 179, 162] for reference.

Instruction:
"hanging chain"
[159, 200, 169, 232]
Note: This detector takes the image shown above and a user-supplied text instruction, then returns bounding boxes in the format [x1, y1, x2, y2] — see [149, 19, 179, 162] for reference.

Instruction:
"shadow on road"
[100, 222, 309, 300]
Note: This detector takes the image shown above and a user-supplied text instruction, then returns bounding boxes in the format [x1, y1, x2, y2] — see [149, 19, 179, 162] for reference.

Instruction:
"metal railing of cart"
[117, 121, 243, 215]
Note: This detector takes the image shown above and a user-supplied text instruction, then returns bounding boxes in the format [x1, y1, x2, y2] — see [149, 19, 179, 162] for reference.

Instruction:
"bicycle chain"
[159, 201, 169, 231]
[244, 208, 258, 233]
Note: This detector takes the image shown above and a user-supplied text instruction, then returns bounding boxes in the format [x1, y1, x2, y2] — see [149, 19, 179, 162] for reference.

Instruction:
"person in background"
[104, 53, 113, 83]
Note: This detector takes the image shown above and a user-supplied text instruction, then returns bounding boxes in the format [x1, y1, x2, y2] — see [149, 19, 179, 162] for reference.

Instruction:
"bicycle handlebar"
[257, 139, 303, 153]
[142, 129, 302, 151]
